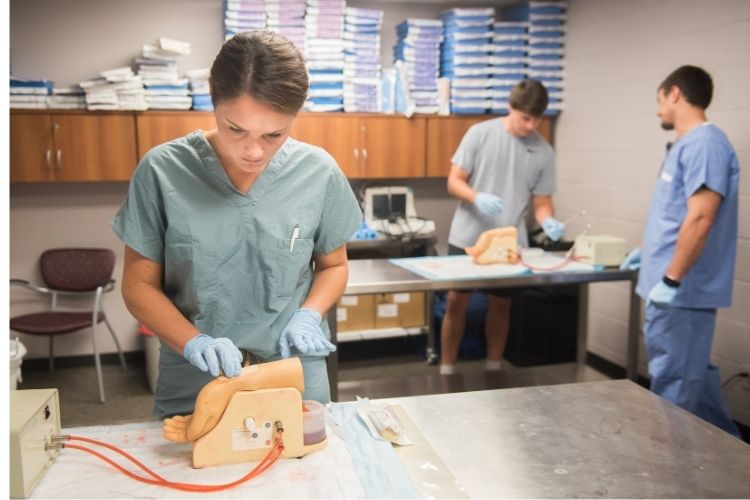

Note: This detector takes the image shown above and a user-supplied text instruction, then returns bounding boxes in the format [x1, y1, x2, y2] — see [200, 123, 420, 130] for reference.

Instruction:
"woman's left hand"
[279, 308, 336, 358]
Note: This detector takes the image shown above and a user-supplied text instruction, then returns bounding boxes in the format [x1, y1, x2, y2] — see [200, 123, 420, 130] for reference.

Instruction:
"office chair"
[10, 248, 127, 403]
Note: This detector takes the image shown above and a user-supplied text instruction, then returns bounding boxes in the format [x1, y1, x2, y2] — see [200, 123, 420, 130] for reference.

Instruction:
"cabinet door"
[537, 117, 553, 144]
[52, 114, 138, 181]
[290, 114, 361, 177]
[136, 112, 216, 158]
[425, 116, 489, 177]
[360, 116, 426, 178]
[10, 114, 55, 182]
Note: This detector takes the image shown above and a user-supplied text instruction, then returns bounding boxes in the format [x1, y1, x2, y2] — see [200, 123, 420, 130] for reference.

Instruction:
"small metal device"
[574, 235, 628, 267]
[10, 389, 62, 499]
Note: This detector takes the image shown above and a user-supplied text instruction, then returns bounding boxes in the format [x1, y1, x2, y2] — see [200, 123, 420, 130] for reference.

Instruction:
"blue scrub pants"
[155, 346, 331, 419]
[644, 304, 740, 438]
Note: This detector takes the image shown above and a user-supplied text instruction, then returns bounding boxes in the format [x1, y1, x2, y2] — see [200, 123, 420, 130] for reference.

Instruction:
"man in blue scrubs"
[621, 66, 740, 437]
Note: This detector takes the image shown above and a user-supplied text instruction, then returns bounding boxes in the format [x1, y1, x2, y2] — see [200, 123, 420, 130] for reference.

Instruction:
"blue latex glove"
[541, 217, 565, 241]
[279, 308, 336, 359]
[183, 334, 243, 377]
[352, 220, 378, 240]
[474, 193, 504, 216]
[620, 247, 642, 270]
[647, 281, 678, 308]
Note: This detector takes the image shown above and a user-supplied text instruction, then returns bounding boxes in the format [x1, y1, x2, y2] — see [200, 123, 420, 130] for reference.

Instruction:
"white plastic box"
[10, 338, 27, 391]
[574, 235, 628, 267]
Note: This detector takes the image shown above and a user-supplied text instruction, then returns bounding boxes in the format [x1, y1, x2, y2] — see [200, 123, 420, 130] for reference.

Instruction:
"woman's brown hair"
[209, 31, 309, 114]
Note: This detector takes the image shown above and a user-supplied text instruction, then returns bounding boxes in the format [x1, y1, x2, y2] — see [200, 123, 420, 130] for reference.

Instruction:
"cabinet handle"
[353, 148, 359, 167]
[55, 149, 62, 170]
[45, 149, 52, 171]
[362, 148, 367, 168]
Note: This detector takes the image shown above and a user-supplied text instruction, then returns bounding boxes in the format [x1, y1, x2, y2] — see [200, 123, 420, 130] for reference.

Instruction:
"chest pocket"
[275, 238, 314, 297]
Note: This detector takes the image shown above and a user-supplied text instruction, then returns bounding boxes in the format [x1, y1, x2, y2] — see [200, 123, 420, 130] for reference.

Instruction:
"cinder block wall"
[555, 0, 750, 426]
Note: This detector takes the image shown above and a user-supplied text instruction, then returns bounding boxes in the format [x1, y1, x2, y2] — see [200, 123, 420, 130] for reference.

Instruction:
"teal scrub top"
[112, 130, 362, 416]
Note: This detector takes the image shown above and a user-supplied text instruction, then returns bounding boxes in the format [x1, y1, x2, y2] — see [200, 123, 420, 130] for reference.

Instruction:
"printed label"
[393, 293, 410, 304]
[340, 296, 358, 306]
[378, 304, 398, 318]
[337, 307, 348, 322]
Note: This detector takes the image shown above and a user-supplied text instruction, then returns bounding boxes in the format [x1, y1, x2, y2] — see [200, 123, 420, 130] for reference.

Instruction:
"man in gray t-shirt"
[440, 80, 565, 375]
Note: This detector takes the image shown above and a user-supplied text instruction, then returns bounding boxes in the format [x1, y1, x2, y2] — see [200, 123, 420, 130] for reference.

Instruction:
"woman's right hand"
[183, 334, 243, 377]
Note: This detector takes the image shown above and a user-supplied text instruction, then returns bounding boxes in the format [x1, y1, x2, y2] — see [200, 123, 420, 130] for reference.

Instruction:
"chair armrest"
[10, 279, 55, 295]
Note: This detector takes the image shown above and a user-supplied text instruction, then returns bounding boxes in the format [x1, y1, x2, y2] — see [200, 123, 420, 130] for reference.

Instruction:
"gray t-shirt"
[448, 117, 556, 248]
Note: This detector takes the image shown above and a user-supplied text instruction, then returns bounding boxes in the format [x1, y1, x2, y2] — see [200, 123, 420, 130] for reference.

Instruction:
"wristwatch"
[662, 275, 681, 288]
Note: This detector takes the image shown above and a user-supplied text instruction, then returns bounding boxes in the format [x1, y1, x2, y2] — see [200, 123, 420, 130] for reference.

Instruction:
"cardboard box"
[375, 292, 426, 329]
[336, 294, 375, 332]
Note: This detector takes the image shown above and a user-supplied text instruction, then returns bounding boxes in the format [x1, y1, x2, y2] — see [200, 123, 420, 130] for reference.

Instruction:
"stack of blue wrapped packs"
[489, 21, 528, 114]
[343, 7, 383, 113]
[266, 0, 307, 56]
[10, 78, 53, 109]
[305, 0, 347, 112]
[224, 0, 267, 41]
[186, 68, 212, 111]
[503, 1, 566, 115]
[393, 18, 443, 114]
[440, 7, 495, 115]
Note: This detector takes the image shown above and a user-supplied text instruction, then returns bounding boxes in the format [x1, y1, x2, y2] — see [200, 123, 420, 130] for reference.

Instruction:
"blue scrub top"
[112, 130, 362, 416]
[637, 123, 739, 308]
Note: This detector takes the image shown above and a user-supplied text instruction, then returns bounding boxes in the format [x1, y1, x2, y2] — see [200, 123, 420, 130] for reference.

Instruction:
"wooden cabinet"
[291, 114, 427, 178]
[10, 114, 55, 182]
[10, 112, 138, 182]
[359, 116, 426, 178]
[425, 115, 488, 177]
[10, 111, 554, 182]
[425, 115, 555, 177]
[290, 114, 361, 177]
[135, 111, 216, 157]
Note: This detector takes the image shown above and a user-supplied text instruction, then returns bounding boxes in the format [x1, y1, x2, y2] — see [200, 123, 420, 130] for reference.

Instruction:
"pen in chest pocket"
[290, 224, 300, 252]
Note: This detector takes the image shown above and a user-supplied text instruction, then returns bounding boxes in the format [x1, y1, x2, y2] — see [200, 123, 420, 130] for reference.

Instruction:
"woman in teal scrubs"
[113, 31, 362, 418]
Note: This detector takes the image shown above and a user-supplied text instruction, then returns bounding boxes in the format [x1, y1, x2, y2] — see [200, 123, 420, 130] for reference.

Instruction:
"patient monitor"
[363, 186, 435, 237]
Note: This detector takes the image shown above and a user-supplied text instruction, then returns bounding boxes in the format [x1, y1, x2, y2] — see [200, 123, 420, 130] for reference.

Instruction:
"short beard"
[661, 121, 674, 131]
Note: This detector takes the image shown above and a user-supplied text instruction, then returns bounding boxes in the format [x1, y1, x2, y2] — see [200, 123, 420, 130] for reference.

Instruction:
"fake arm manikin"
[162, 357, 305, 443]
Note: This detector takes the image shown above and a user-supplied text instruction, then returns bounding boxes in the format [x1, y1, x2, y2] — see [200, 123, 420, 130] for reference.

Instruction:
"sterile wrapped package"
[355, 397, 412, 446]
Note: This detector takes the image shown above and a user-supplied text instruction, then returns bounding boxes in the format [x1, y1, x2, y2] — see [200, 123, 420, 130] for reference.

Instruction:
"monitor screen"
[372, 193, 407, 220]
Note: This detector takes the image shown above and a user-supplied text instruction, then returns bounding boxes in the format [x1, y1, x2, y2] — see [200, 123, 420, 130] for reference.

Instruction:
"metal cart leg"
[626, 278, 640, 381]
[576, 283, 589, 367]
[326, 308, 339, 402]
[424, 291, 438, 365]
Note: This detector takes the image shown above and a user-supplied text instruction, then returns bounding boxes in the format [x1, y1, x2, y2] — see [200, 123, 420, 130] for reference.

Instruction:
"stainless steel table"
[28, 380, 749, 498]
[388, 379, 750, 498]
[328, 258, 639, 400]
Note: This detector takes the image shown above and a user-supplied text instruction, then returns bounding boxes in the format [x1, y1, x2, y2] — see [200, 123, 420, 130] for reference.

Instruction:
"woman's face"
[213, 94, 296, 175]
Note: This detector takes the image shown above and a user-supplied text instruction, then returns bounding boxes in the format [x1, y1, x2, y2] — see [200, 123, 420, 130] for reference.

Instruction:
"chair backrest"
[40, 248, 116, 292]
